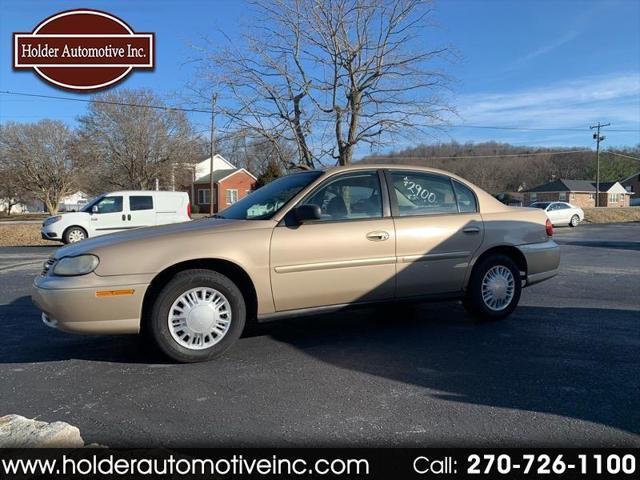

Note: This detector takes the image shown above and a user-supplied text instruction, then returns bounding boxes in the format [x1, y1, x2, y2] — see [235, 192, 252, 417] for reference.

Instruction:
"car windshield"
[217, 171, 324, 220]
[530, 202, 550, 209]
[80, 195, 105, 212]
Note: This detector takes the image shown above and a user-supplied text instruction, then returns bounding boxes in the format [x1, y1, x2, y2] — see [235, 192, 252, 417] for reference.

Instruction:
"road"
[0, 224, 638, 447]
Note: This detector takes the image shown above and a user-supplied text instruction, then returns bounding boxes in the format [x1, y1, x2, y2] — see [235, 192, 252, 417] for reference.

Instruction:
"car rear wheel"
[570, 214, 580, 227]
[63, 226, 87, 244]
[150, 269, 246, 362]
[463, 254, 521, 321]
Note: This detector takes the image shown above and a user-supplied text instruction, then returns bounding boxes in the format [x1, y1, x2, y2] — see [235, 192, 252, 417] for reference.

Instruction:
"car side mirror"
[92, 205, 99, 214]
[294, 204, 321, 223]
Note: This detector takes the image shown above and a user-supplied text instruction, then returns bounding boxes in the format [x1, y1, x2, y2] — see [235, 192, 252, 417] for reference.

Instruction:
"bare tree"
[193, 0, 450, 167]
[0, 120, 80, 214]
[77, 89, 200, 191]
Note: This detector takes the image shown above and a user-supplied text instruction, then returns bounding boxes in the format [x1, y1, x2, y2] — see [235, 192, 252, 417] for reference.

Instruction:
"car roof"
[105, 191, 187, 195]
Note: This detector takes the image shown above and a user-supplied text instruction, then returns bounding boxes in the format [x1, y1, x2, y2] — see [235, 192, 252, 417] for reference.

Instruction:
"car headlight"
[52, 255, 99, 276]
[43, 215, 62, 226]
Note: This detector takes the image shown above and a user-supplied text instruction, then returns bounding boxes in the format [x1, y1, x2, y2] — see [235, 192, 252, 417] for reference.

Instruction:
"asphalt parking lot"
[0, 223, 638, 447]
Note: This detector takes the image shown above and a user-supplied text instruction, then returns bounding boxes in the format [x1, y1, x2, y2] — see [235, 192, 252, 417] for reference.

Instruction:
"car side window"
[391, 172, 458, 216]
[452, 180, 477, 213]
[302, 172, 382, 221]
[557, 203, 570, 210]
[94, 196, 123, 214]
[130, 195, 153, 211]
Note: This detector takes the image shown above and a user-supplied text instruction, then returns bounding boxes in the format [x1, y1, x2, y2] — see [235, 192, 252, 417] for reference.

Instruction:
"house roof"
[525, 179, 628, 193]
[193, 168, 257, 185]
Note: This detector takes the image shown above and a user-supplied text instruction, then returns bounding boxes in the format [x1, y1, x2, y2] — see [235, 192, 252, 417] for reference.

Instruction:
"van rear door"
[155, 192, 189, 225]
[128, 193, 156, 228]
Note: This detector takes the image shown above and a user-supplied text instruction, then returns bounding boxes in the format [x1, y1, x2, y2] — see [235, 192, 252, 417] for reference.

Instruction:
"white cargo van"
[41, 191, 191, 244]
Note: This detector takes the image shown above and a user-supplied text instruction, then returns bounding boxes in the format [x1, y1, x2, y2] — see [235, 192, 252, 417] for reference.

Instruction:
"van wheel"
[570, 215, 580, 227]
[463, 254, 521, 321]
[150, 269, 246, 363]
[63, 226, 87, 244]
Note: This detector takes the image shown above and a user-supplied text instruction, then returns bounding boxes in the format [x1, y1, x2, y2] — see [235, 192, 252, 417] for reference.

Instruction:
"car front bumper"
[41, 224, 62, 241]
[518, 239, 560, 286]
[32, 272, 152, 334]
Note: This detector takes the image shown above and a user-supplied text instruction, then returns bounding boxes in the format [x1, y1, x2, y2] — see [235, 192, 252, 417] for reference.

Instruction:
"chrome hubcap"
[168, 287, 231, 350]
[481, 265, 515, 311]
[68, 230, 85, 242]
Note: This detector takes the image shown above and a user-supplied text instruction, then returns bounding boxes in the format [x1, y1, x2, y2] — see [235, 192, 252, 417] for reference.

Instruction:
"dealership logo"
[13, 9, 154, 91]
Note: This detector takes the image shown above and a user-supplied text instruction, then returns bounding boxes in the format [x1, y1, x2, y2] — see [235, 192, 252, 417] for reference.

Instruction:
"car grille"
[42, 257, 56, 276]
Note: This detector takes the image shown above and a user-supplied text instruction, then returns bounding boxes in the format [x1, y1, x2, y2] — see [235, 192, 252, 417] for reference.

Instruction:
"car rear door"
[128, 193, 156, 228]
[269, 170, 396, 312]
[388, 170, 484, 297]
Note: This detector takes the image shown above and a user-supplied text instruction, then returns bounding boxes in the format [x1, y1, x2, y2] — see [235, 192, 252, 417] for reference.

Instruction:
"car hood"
[46, 212, 89, 223]
[54, 218, 266, 259]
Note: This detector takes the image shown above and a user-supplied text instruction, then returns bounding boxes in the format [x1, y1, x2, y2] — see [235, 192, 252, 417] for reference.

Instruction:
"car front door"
[545, 203, 564, 225]
[270, 171, 396, 312]
[128, 194, 156, 228]
[388, 171, 484, 297]
[88, 195, 128, 236]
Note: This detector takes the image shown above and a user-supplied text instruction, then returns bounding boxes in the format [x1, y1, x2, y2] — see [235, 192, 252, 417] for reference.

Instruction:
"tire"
[569, 215, 580, 227]
[63, 226, 87, 244]
[463, 254, 522, 321]
[149, 269, 245, 363]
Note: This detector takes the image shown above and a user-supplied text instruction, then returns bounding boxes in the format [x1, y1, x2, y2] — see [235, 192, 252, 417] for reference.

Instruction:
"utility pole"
[590, 122, 609, 207]
[209, 93, 218, 216]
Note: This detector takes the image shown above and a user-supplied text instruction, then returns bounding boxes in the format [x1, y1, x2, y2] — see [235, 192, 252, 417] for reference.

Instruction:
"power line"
[366, 150, 592, 161]
[602, 151, 640, 162]
[0, 90, 213, 114]
[1, 90, 639, 133]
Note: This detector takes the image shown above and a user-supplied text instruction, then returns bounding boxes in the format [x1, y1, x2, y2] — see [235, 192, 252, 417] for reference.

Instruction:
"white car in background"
[41, 191, 191, 244]
[530, 201, 584, 227]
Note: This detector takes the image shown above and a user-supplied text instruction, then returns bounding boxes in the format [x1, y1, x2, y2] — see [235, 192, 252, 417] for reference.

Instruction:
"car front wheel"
[463, 254, 522, 321]
[63, 226, 87, 244]
[150, 269, 246, 362]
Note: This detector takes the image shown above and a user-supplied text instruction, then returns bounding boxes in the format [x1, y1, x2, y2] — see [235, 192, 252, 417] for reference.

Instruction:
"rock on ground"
[0, 414, 84, 448]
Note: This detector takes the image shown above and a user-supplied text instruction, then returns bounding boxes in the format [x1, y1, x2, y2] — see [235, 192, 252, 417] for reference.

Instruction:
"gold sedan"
[33, 165, 560, 362]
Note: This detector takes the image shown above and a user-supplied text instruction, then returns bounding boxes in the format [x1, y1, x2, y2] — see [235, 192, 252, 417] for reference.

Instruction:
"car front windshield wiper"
[210, 214, 225, 219]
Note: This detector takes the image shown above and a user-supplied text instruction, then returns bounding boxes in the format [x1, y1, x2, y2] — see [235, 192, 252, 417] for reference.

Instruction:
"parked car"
[41, 191, 191, 244]
[529, 201, 584, 227]
[33, 166, 560, 362]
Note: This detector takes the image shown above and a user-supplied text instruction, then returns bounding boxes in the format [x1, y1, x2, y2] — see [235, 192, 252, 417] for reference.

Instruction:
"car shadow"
[3, 294, 638, 435]
[0, 296, 169, 364]
[556, 240, 640, 252]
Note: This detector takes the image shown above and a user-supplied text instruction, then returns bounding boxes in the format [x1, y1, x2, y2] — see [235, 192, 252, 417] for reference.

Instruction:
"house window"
[198, 189, 211, 205]
[588, 193, 594, 200]
[570, 193, 576, 200]
[609, 193, 619, 202]
[559, 192, 567, 200]
[530, 193, 537, 202]
[225, 189, 238, 205]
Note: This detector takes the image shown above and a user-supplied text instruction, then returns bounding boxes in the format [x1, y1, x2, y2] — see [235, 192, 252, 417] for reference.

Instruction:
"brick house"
[620, 172, 640, 200]
[523, 179, 631, 208]
[192, 168, 257, 213]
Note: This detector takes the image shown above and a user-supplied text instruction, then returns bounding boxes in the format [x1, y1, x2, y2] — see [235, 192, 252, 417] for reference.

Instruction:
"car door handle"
[122, 214, 126, 221]
[366, 231, 389, 241]
[463, 227, 480, 234]
[127, 214, 131, 221]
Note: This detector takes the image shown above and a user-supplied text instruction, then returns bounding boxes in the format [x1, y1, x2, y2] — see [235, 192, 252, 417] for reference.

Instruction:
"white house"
[194, 154, 236, 179]
[58, 191, 91, 212]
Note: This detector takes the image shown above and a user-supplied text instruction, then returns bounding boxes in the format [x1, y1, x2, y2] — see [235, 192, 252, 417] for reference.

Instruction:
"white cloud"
[454, 74, 640, 130]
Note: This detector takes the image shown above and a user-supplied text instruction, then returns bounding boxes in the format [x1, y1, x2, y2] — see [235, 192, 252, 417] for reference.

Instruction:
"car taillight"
[187, 203, 191, 219]
[545, 218, 553, 237]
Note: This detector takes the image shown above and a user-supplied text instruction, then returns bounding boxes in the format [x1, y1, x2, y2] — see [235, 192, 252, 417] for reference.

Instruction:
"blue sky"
[1, 0, 639, 153]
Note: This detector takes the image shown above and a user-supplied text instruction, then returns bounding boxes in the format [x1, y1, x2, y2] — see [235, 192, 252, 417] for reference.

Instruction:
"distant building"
[523, 179, 631, 208]
[189, 155, 257, 213]
[58, 191, 90, 212]
[620, 172, 639, 200]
